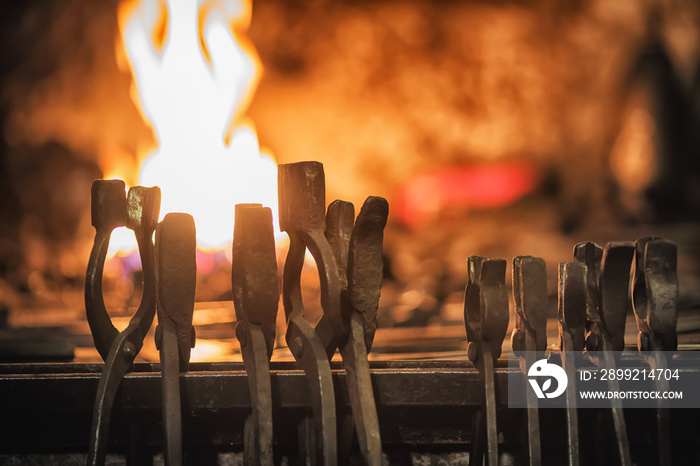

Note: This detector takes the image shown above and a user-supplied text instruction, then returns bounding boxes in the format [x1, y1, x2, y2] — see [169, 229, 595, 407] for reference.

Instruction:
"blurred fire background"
[0, 0, 700, 356]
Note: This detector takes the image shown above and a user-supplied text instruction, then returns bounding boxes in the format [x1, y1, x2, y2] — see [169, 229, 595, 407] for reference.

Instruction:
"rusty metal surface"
[631, 237, 679, 466]
[632, 237, 679, 353]
[155, 213, 197, 466]
[346, 196, 388, 353]
[511, 256, 547, 466]
[279, 161, 342, 465]
[557, 261, 587, 466]
[85, 181, 161, 466]
[232, 203, 279, 466]
[85, 180, 126, 360]
[464, 256, 509, 466]
[599, 242, 635, 353]
[331, 196, 388, 466]
[574, 242, 633, 466]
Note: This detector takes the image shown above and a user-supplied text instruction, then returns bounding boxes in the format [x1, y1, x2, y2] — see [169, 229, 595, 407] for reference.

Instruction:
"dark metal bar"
[631, 237, 679, 466]
[558, 261, 586, 466]
[511, 256, 546, 466]
[155, 213, 197, 466]
[464, 256, 509, 466]
[232, 203, 279, 466]
[279, 162, 343, 465]
[86, 182, 161, 466]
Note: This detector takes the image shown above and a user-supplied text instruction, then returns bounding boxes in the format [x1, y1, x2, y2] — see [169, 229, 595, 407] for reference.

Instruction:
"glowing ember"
[110, 0, 277, 253]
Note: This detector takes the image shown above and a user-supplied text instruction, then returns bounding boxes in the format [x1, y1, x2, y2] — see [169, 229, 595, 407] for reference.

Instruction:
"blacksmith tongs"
[85, 179, 160, 466]
[278, 161, 345, 465]
[155, 213, 197, 466]
[557, 261, 587, 466]
[575, 241, 634, 466]
[631, 237, 678, 466]
[510, 256, 547, 466]
[232, 203, 279, 465]
[325, 197, 388, 466]
[464, 256, 509, 466]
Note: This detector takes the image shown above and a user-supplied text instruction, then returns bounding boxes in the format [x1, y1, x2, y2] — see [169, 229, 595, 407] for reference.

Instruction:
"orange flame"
[111, 0, 278, 253]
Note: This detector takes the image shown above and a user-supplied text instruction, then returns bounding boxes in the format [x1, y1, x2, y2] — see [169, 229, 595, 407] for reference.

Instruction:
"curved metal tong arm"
[278, 161, 344, 465]
[631, 237, 678, 352]
[86, 182, 161, 358]
[86, 181, 161, 466]
[85, 180, 127, 360]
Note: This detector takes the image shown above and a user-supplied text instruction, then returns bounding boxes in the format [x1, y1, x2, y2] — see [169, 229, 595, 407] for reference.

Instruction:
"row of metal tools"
[85, 160, 679, 466]
[85, 161, 388, 466]
[469, 237, 678, 466]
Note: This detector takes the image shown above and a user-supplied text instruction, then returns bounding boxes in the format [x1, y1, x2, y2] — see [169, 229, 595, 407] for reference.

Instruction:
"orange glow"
[394, 162, 540, 226]
[112, 0, 278, 254]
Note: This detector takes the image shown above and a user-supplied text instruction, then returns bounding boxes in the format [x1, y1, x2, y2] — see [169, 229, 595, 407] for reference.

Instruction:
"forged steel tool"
[278, 161, 345, 465]
[510, 256, 547, 466]
[155, 213, 197, 466]
[464, 256, 509, 466]
[325, 197, 388, 466]
[631, 237, 678, 466]
[85, 180, 160, 466]
[232, 203, 280, 466]
[575, 241, 634, 466]
[557, 261, 587, 466]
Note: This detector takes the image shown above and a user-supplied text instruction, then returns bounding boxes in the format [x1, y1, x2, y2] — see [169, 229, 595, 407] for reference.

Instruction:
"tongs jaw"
[346, 197, 388, 353]
[232, 203, 279, 466]
[511, 256, 547, 354]
[463, 256, 509, 466]
[464, 256, 509, 362]
[85, 180, 161, 466]
[278, 161, 343, 465]
[631, 237, 679, 352]
[558, 262, 587, 353]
